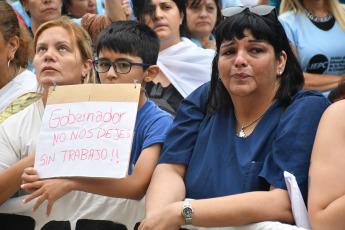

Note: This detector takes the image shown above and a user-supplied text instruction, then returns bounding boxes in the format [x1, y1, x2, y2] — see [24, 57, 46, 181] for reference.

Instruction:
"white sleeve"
[0, 121, 21, 172]
[0, 103, 42, 172]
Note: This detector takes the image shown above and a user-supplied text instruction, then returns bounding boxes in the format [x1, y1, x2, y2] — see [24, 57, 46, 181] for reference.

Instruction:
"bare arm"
[140, 164, 293, 229]
[139, 163, 187, 229]
[289, 42, 343, 92]
[303, 72, 344, 92]
[105, 0, 126, 22]
[186, 187, 292, 227]
[121, 0, 132, 21]
[0, 154, 35, 205]
[308, 100, 345, 230]
[22, 143, 162, 215]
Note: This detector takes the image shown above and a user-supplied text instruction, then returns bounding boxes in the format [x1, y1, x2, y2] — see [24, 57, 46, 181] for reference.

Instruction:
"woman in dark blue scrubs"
[139, 5, 330, 229]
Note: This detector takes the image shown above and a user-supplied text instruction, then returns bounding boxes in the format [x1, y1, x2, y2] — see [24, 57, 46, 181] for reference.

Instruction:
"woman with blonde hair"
[0, 16, 94, 206]
[279, 0, 345, 97]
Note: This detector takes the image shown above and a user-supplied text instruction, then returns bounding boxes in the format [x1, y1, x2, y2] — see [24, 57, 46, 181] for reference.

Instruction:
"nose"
[106, 64, 119, 80]
[89, 0, 96, 7]
[200, 7, 208, 17]
[234, 50, 248, 68]
[153, 7, 163, 21]
[43, 49, 57, 63]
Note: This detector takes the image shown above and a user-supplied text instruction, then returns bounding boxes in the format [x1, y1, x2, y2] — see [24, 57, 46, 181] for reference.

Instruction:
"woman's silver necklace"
[234, 101, 274, 138]
[305, 9, 333, 23]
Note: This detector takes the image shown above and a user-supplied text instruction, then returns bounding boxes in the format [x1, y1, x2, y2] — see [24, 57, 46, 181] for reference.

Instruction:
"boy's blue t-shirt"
[128, 98, 173, 175]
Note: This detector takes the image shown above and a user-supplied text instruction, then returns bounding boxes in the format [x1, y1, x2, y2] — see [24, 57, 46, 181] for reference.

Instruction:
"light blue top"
[190, 34, 215, 48]
[279, 10, 345, 97]
[222, 0, 243, 8]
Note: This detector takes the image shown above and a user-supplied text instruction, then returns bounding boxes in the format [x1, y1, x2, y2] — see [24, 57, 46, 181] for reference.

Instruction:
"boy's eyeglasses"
[93, 59, 151, 74]
[222, 5, 277, 18]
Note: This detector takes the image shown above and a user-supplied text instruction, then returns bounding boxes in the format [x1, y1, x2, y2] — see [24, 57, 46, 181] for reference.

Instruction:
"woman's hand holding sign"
[21, 168, 74, 217]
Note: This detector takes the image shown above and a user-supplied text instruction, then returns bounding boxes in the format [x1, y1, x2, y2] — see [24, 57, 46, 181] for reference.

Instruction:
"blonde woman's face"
[34, 27, 91, 87]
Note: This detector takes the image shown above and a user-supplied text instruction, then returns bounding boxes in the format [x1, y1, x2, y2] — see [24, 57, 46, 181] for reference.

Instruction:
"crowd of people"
[0, 0, 345, 229]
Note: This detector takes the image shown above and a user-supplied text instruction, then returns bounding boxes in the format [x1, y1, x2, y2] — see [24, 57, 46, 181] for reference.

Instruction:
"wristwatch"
[181, 200, 193, 225]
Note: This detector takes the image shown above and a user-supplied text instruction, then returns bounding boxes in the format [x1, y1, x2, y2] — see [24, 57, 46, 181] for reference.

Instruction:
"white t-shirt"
[0, 70, 38, 113]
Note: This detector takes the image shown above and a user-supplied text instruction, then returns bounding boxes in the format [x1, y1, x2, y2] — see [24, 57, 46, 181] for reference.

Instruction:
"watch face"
[182, 207, 193, 217]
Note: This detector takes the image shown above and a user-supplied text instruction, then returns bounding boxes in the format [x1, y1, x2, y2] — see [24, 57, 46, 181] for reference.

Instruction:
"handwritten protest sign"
[35, 84, 140, 179]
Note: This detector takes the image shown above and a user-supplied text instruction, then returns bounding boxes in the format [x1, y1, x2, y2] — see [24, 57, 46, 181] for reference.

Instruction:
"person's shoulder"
[0, 101, 42, 148]
[321, 99, 345, 123]
[181, 38, 215, 55]
[140, 99, 173, 121]
[18, 70, 39, 90]
[279, 10, 297, 20]
[279, 10, 302, 24]
[162, 38, 214, 58]
[178, 82, 210, 115]
[185, 82, 210, 101]
[288, 90, 331, 112]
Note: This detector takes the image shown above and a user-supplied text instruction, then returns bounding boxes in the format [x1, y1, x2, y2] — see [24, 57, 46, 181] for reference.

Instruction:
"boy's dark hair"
[207, 10, 304, 115]
[96, 20, 160, 67]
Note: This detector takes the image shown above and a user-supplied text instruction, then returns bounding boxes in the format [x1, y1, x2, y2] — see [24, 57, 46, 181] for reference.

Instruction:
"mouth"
[154, 24, 167, 30]
[44, 7, 56, 12]
[233, 73, 250, 80]
[42, 66, 57, 72]
[197, 21, 209, 26]
[89, 9, 97, 14]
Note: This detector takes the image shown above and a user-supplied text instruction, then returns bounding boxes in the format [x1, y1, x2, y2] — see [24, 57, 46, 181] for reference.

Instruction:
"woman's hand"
[21, 177, 74, 217]
[121, 0, 132, 21]
[139, 201, 184, 230]
[21, 167, 39, 193]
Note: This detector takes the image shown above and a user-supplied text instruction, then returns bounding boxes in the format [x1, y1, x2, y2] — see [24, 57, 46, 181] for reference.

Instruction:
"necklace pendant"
[237, 129, 246, 138]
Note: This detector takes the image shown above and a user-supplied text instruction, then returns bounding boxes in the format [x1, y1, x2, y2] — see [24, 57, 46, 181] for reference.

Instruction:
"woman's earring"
[7, 59, 17, 80]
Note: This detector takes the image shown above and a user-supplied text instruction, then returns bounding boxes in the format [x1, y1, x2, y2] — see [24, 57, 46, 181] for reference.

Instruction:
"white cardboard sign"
[34, 84, 140, 179]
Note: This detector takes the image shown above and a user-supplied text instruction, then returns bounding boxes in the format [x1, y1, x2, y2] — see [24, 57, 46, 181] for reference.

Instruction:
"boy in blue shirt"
[22, 21, 173, 216]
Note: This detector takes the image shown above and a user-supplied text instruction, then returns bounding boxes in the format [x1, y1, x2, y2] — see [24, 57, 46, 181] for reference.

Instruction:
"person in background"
[0, 16, 95, 206]
[20, 0, 63, 36]
[185, 0, 222, 50]
[21, 20, 174, 218]
[327, 77, 345, 102]
[132, 0, 215, 116]
[308, 78, 345, 230]
[279, 0, 345, 97]
[138, 5, 330, 229]
[0, 1, 41, 125]
[63, 0, 98, 19]
[17, 0, 125, 46]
